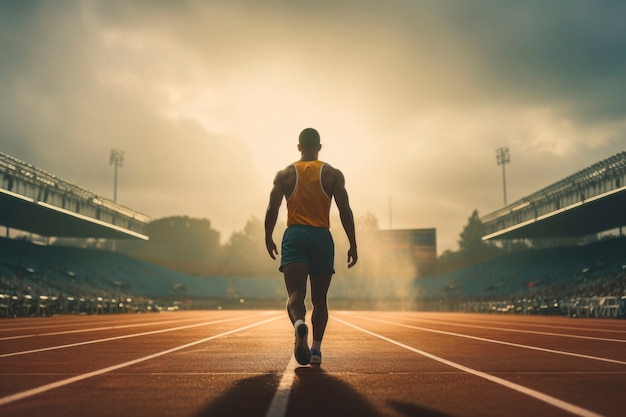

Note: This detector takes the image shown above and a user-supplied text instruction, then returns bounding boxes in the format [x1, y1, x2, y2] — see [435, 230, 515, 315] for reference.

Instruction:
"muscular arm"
[331, 169, 358, 268]
[264, 171, 287, 259]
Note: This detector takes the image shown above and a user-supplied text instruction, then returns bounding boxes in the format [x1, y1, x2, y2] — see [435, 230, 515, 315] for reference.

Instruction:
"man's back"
[276, 161, 341, 201]
[286, 160, 331, 228]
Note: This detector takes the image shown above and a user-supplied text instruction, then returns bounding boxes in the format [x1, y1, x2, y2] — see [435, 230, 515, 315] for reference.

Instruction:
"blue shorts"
[280, 225, 335, 277]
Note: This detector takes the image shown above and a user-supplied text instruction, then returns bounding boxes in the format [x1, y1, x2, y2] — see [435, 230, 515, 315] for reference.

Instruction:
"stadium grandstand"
[415, 151, 626, 318]
[0, 151, 283, 317]
[0, 151, 156, 317]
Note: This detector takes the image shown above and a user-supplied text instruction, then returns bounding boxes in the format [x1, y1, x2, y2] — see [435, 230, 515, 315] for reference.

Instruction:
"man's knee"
[289, 290, 306, 303]
[311, 293, 328, 307]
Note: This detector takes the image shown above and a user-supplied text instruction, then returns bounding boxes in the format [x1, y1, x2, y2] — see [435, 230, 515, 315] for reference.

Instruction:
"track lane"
[333, 315, 603, 417]
[0, 313, 283, 410]
[0, 312, 283, 403]
[340, 314, 626, 365]
[0, 312, 279, 357]
[399, 316, 626, 343]
[335, 311, 626, 417]
[399, 313, 626, 336]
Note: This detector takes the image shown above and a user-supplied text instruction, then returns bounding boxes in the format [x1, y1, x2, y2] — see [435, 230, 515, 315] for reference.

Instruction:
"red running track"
[0, 311, 625, 417]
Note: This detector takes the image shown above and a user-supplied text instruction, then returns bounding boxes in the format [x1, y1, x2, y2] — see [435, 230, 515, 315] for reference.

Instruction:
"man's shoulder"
[321, 162, 344, 177]
[277, 163, 295, 174]
[320, 161, 337, 171]
[274, 164, 296, 182]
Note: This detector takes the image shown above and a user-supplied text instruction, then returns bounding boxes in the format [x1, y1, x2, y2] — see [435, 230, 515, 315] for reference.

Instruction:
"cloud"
[1, 1, 625, 254]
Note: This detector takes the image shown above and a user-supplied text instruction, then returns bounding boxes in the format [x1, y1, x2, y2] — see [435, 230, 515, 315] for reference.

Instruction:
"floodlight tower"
[496, 147, 510, 205]
[109, 149, 124, 202]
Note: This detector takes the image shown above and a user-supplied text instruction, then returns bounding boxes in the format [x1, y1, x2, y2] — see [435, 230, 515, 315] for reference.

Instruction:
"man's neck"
[300, 153, 318, 161]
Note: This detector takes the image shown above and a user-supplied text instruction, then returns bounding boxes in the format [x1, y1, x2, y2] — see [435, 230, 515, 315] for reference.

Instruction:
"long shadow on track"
[193, 373, 279, 417]
[290, 367, 450, 417]
[290, 366, 382, 417]
[192, 364, 451, 417]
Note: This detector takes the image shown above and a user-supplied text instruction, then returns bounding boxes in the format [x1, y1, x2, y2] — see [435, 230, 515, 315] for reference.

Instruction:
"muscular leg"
[310, 275, 332, 341]
[283, 262, 309, 325]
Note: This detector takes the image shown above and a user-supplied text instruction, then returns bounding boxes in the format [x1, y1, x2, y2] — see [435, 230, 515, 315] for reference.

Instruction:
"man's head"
[298, 128, 321, 151]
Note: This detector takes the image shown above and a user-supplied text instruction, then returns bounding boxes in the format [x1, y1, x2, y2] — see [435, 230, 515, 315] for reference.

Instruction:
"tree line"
[57, 209, 586, 277]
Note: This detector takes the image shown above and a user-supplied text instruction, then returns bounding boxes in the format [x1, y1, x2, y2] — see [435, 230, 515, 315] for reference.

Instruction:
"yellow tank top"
[286, 160, 331, 228]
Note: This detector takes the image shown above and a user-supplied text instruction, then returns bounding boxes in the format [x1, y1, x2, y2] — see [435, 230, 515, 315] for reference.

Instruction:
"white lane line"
[0, 315, 282, 407]
[349, 315, 626, 366]
[333, 317, 604, 417]
[432, 318, 626, 335]
[265, 356, 297, 417]
[397, 317, 626, 343]
[0, 316, 229, 341]
[0, 312, 278, 358]
[0, 316, 201, 334]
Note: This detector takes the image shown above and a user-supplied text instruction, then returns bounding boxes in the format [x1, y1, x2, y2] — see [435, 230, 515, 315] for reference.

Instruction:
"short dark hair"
[298, 128, 320, 149]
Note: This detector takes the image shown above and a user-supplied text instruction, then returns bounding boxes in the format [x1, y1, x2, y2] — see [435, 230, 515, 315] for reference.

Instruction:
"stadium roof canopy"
[0, 189, 148, 239]
[481, 152, 626, 240]
[482, 188, 626, 240]
[1, 151, 149, 240]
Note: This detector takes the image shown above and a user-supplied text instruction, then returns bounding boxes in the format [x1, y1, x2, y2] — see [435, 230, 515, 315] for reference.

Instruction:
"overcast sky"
[1, 0, 625, 254]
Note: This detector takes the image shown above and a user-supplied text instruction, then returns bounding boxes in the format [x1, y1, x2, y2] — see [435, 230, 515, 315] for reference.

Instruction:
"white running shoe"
[294, 322, 311, 365]
[310, 349, 322, 365]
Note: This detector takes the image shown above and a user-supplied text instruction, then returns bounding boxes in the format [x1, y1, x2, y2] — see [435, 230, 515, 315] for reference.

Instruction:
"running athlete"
[264, 127, 358, 365]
